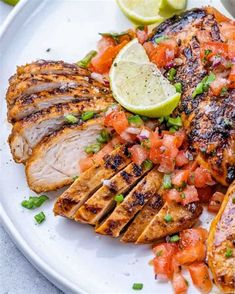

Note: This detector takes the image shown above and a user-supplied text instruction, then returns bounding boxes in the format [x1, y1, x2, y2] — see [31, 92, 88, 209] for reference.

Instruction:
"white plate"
[0, 1, 232, 293]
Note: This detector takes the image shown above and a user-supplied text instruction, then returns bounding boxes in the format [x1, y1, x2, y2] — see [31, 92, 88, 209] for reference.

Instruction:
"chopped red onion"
[102, 179, 111, 187]
[139, 128, 150, 139]
[91, 72, 109, 86]
[126, 127, 141, 135]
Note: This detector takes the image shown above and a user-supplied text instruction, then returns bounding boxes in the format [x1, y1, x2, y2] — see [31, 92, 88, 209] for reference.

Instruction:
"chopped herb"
[154, 35, 169, 44]
[132, 283, 143, 290]
[73, 176, 79, 181]
[174, 82, 182, 93]
[192, 73, 216, 98]
[167, 116, 182, 128]
[156, 250, 162, 256]
[97, 129, 111, 143]
[81, 111, 94, 121]
[128, 115, 144, 127]
[232, 197, 235, 204]
[114, 194, 124, 203]
[34, 212, 46, 224]
[84, 143, 101, 154]
[170, 234, 180, 242]
[158, 117, 165, 124]
[204, 49, 212, 57]
[64, 114, 78, 124]
[225, 247, 233, 258]
[220, 87, 228, 96]
[181, 192, 186, 199]
[167, 68, 177, 81]
[164, 214, 173, 223]
[77, 50, 97, 68]
[99, 31, 129, 44]
[143, 159, 153, 169]
[163, 174, 172, 189]
[169, 127, 177, 133]
[141, 139, 151, 150]
[21, 195, 49, 209]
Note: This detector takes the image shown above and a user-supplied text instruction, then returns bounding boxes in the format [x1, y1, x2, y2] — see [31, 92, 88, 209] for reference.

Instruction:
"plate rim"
[0, 1, 85, 293]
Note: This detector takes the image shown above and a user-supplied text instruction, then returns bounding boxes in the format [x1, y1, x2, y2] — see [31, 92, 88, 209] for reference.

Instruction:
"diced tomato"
[79, 156, 94, 172]
[143, 41, 155, 57]
[200, 42, 228, 60]
[175, 151, 189, 167]
[172, 272, 188, 294]
[120, 131, 136, 143]
[162, 134, 179, 158]
[172, 170, 190, 187]
[91, 40, 128, 73]
[176, 242, 206, 265]
[97, 36, 116, 52]
[93, 142, 114, 164]
[129, 145, 148, 165]
[184, 161, 198, 173]
[136, 26, 148, 44]
[174, 130, 186, 148]
[220, 21, 235, 41]
[228, 64, 235, 88]
[181, 185, 199, 205]
[188, 262, 212, 294]
[210, 76, 228, 96]
[179, 228, 208, 248]
[228, 40, 235, 59]
[110, 135, 125, 147]
[194, 167, 214, 188]
[104, 110, 129, 134]
[153, 243, 178, 279]
[150, 131, 161, 148]
[158, 155, 175, 173]
[208, 191, 224, 213]
[206, 7, 231, 23]
[197, 186, 214, 203]
[196, 30, 212, 43]
[164, 188, 182, 203]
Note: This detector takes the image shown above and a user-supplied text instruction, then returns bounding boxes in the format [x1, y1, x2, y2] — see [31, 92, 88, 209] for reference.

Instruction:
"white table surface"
[0, 2, 63, 293]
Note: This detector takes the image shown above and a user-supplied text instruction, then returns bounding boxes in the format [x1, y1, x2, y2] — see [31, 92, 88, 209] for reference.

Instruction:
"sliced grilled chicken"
[136, 202, 203, 244]
[8, 80, 111, 121]
[208, 181, 235, 293]
[6, 72, 110, 108]
[53, 145, 131, 218]
[25, 118, 104, 193]
[9, 98, 112, 163]
[74, 162, 153, 225]
[96, 168, 162, 237]
[10, 60, 88, 84]
[121, 194, 164, 243]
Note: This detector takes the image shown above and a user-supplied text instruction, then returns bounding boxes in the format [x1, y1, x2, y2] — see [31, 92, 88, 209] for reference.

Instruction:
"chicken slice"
[6, 73, 109, 107]
[74, 162, 153, 225]
[53, 145, 131, 219]
[9, 98, 112, 163]
[25, 118, 104, 193]
[121, 194, 164, 243]
[207, 181, 235, 293]
[136, 201, 203, 244]
[96, 167, 162, 237]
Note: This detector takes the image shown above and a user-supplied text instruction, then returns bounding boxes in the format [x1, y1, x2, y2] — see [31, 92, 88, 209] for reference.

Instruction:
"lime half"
[109, 39, 181, 118]
[160, 0, 187, 11]
[116, 0, 164, 24]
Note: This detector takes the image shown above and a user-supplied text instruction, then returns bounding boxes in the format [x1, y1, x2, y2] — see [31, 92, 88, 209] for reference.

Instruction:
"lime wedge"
[109, 39, 181, 118]
[160, 0, 187, 11]
[116, 0, 164, 24]
[2, 0, 19, 5]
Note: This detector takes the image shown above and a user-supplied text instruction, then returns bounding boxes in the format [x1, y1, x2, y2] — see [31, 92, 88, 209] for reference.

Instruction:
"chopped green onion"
[141, 139, 151, 150]
[164, 214, 173, 223]
[181, 192, 186, 199]
[154, 35, 169, 44]
[204, 49, 212, 57]
[21, 195, 49, 209]
[174, 82, 182, 93]
[225, 247, 233, 258]
[192, 73, 216, 98]
[167, 68, 177, 81]
[170, 235, 180, 243]
[97, 129, 111, 143]
[64, 114, 78, 124]
[81, 111, 94, 121]
[192, 82, 204, 98]
[169, 127, 177, 133]
[73, 176, 79, 181]
[143, 159, 153, 169]
[99, 31, 129, 44]
[128, 115, 144, 127]
[77, 50, 97, 68]
[163, 174, 172, 189]
[156, 250, 162, 256]
[167, 116, 182, 128]
[132, 283, 143, 290]
[34, 212, 46, 224]
[232, 197, 235, 204]
[114, 194, 124, 203]
[84, 143, 101, 154]
[220, 87, 228, 96]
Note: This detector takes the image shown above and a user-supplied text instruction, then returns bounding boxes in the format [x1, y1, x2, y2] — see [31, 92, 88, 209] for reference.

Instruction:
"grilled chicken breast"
[25, 118, 104, 192]
[9, 98, 112, 163]
[8, 78, 111, 121]
[96, 168, 162, 237]
[54, 145, 131, 218]
[208, 181, 235, 293]
[149, 8, 235, 186]
[74, 162, 152, 225]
